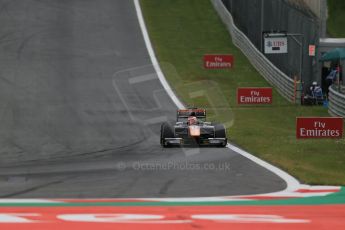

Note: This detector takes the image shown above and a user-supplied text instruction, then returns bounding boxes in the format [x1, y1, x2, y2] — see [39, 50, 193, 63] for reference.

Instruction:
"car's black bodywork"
[160, 108, 227, 147]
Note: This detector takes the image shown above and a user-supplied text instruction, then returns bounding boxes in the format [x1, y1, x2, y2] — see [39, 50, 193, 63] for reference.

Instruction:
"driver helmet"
[188, 112, 197, 125]
[188, 116, 198, 125]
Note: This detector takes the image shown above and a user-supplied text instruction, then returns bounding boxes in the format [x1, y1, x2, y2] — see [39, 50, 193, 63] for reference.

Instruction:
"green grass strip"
[0, 187, 344, 207]
[327, 0, 345, 38]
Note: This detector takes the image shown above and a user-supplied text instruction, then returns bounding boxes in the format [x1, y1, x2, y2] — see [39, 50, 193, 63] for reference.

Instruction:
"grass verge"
[327, 0, 345, 38]
[141, 0, 345, 185]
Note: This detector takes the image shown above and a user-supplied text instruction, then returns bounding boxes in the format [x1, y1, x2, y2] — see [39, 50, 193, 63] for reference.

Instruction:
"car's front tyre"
[214, 124, 227, 147]
[160, 122, 174, 148]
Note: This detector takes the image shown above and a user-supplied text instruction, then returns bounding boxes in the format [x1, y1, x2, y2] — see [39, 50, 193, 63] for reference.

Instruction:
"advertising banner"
[204, 54, 233, 69]
[237, 88, 273, 105]
[264, 34, 288, 54]
[296, 117, 343, 139]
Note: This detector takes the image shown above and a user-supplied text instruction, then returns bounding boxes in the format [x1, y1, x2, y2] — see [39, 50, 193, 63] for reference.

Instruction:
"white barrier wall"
[329, 86, 345, 118]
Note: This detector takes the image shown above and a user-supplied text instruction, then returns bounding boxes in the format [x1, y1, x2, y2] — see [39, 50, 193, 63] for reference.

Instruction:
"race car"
[160, 108, 227, 147]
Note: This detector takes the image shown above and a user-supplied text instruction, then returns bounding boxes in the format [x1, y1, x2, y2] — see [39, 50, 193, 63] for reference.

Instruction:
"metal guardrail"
[211, 0, 295, 102]
[329, 85, 345, 118]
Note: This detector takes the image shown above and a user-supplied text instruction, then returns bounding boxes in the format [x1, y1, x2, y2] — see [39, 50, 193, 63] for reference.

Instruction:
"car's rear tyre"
[214, 124, 227, 147]
[160, 122, 174, 147]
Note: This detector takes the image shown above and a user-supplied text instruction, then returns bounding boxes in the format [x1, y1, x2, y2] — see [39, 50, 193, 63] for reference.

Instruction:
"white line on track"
[0, 199, 63, 204]
[133, 0, 185, 110]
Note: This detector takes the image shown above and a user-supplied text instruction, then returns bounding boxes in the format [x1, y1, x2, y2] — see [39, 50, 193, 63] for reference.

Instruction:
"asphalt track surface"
[0, 0, 286, 198]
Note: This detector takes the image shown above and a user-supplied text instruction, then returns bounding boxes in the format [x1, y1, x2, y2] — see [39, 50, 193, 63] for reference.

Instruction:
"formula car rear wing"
[177, 108, 206, 119]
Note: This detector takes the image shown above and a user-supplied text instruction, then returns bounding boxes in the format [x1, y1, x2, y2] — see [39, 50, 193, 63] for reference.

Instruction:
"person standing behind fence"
[336, 65, 342, 84]
[325, 67, 338, 97]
